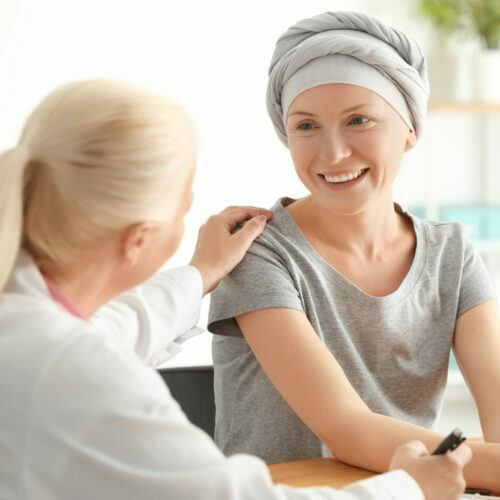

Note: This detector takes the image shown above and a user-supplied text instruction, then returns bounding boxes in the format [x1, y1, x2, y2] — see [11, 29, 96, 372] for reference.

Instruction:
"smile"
[320, 168, 369, 184]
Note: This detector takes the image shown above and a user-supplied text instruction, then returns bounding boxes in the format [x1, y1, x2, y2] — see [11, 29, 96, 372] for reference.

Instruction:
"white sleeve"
[273, 470, 423, 499]
[25, 331, 424, 500]
[90, 265, 204, 366]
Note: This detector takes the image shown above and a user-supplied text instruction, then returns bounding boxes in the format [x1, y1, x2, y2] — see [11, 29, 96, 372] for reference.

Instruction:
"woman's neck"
[287, 194, 409, 262]
[39, 249, 121, 318]
[43, 276, 89, 320]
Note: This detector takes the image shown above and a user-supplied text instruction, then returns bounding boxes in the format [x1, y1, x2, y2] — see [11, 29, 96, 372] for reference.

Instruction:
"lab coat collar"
[4, 249, 52, 301]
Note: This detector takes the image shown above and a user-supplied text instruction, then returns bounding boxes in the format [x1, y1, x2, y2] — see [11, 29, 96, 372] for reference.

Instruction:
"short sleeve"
[457, 232, 496, 318]
[208, 235, 303, 337]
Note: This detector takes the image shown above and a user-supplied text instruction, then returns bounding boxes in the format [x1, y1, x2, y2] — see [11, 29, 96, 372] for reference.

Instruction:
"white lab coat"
[0, 251, 424, 500]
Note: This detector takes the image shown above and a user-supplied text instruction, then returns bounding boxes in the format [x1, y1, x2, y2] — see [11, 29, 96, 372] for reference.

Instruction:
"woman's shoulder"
[248, 196, 307, 254]
[0, 292, 148, 384]
[0, 292, 83, 345]
[0, 293, 167, 411]
[404, 207, 471, 249]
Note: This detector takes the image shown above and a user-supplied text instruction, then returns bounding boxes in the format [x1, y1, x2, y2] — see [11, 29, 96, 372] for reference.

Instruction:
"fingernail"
[257, 215, 267, 223]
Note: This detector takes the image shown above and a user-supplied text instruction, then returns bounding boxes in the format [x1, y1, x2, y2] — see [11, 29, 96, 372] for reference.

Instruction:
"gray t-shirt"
[208, 197, 495, 465]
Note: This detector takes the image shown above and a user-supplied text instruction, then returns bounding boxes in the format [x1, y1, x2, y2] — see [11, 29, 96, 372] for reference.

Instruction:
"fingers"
[217, 206, 273, 229]
[220, 205, 273, 216]
[399, 440, 429, 458]
[389, 440, 429, 473]
[232, 215, 267, 250]
[449, 444, 473, 467]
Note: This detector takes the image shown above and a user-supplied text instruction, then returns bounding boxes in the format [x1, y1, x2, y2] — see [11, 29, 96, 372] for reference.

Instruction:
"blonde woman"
[209, 10, 500, 494]
[0, 79, 469, 499]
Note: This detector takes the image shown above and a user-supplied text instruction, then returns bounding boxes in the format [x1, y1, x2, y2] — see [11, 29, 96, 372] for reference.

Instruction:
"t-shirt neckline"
[274, 196, 428, 307]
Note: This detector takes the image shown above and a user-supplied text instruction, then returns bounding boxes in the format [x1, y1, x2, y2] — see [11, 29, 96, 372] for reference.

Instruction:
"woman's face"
[286, 84, 416, 216]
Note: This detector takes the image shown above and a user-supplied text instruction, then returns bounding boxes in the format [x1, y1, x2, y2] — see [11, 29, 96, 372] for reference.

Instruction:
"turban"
[266, 11, 429, 146]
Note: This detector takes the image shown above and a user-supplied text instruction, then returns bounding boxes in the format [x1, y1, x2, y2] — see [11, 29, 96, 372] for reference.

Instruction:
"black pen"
[433, 431, 494, 496]
[432, 428, 466, 455]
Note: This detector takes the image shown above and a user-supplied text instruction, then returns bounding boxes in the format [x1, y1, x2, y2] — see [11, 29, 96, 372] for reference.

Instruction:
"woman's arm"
[453, 299, 500, 442]
[236, 307, 500, 492]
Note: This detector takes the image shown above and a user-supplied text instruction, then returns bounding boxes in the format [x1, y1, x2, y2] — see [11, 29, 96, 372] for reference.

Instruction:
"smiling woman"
[208, 10, 500, 494]
[283, 83, 418, 298]
[286, 84, 416, 219]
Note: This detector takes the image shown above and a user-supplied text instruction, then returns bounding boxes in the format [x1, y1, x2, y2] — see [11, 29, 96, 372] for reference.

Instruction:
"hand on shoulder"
[189, 206, 273, 295]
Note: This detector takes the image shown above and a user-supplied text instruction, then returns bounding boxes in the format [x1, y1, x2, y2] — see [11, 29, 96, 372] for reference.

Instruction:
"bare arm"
[237, 307, 500, 492]
[454, 299, 500, 442]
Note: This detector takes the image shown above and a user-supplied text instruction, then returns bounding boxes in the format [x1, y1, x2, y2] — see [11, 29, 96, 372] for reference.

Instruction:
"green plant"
[468, 0, 500, 49]
[417, 0, 500, 49]
[416, 0, 469, 39]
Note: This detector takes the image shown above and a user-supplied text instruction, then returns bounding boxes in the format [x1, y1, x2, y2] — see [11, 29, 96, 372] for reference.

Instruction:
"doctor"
[0, 79, 470, 499]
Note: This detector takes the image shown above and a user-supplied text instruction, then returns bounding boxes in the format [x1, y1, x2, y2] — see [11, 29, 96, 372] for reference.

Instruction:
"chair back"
[158, 366, 215, 438]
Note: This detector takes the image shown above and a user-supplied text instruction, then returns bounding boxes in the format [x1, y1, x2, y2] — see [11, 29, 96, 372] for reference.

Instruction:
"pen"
[432, 428, 466, 455]
[433, 430, 494, 496]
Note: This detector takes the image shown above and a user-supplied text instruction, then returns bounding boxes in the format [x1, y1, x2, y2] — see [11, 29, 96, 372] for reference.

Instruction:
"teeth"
[324, 169, 365, 184]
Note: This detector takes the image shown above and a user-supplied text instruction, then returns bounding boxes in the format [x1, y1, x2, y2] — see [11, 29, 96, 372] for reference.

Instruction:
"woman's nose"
[318, 130, 352, 164]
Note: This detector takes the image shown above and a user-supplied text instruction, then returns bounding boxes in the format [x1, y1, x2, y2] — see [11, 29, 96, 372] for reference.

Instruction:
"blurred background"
[2, 0, 500, 438]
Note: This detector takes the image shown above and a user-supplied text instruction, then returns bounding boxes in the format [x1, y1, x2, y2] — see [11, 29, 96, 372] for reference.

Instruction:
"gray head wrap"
[266, 11, 430, 146]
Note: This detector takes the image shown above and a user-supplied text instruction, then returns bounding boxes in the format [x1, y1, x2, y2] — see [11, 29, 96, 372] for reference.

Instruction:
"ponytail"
[0, 145, 30, 291]
[1, 80, 196, 284]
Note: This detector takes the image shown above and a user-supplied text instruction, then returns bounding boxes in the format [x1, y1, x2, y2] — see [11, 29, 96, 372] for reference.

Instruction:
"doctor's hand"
[189, 206, 273, 295]
[389, 440, 472, 500]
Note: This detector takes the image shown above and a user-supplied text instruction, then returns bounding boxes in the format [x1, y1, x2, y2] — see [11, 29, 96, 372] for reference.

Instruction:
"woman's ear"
[120, 221, 156, 266]
[405, 129, 417, 151]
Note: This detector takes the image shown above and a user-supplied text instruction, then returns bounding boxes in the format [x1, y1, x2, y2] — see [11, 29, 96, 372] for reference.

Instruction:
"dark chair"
[157, 366, 215, 438]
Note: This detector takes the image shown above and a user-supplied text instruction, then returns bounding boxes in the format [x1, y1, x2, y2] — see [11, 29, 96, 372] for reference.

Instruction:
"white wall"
[2, 0, 494, 439]
[0, 0, 431, 367]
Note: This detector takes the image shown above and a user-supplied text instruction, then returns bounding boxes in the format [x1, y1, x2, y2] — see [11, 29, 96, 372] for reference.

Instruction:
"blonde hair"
[0, 79, 196, 290]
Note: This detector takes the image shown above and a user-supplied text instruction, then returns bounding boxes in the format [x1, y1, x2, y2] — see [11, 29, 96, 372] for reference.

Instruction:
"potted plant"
[417, 0, 500, 102]
[417, 0, 469, 40]
[468, 0, 500, 101]
[469, 0, 500, 49]
[416, 0, 474, 102]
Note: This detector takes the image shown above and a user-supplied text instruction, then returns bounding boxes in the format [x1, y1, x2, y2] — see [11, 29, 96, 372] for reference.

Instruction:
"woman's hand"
[390, 440, 472, 500]
[189, 206, 273, 295]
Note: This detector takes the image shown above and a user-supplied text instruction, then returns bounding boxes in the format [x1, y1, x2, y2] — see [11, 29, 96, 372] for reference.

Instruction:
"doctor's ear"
[405, 130, 417, 151]
[120, 221, 156, 266]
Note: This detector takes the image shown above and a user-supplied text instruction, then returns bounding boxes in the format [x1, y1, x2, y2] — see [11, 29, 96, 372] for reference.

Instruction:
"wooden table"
[270, 458, 500, 497]
[269, 457, 377, 489]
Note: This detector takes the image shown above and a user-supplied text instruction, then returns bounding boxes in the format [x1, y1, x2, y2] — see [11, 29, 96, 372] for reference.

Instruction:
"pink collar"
[43, 277, 89, 321]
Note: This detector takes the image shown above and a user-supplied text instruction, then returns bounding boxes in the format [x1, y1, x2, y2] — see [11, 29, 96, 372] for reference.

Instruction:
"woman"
[0, 79, 469, 499]
[208, 10, 500, 492]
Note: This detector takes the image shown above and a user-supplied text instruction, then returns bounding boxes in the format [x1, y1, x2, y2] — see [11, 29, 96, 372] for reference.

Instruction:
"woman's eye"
[350, 116, 370, 125]
[298, 122, 315, 130]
